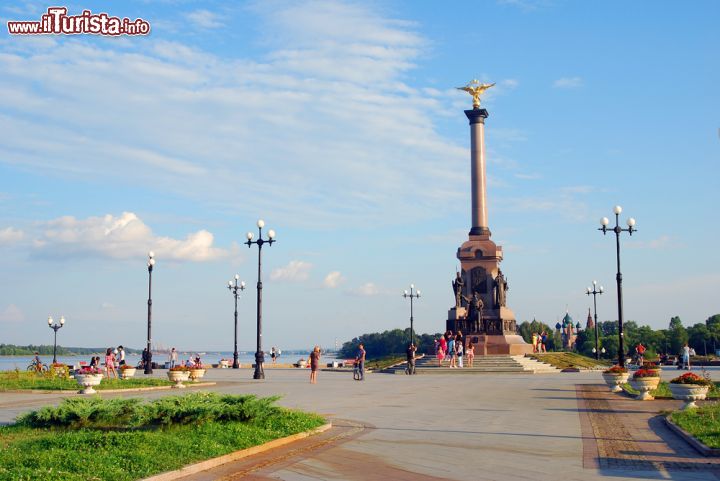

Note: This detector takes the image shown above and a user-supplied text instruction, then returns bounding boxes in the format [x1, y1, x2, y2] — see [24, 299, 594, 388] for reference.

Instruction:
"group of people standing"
[434, 330, 474, 368]
[89, 345, 126, 379]
[531, 332, 547, 353]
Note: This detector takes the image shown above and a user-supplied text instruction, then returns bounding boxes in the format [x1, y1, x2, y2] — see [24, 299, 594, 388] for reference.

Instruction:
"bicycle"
[27, 360, 48, 373]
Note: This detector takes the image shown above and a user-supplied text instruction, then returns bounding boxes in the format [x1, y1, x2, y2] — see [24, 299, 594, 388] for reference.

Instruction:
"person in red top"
[636, 342, 646, 366]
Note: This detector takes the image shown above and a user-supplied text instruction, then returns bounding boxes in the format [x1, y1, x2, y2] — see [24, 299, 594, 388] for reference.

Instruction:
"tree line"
[0, 344, 142, 356]
[518, 313, 720, 359]
[338, 329, 442, 358]
[338, 314, 720, 361]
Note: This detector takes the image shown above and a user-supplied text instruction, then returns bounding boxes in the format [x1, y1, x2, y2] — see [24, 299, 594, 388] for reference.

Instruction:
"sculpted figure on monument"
[456, 79, 496, 109]
[494, 270, 508, 308]
[463, 292, 484, 332]
[452, 272, 464, 308]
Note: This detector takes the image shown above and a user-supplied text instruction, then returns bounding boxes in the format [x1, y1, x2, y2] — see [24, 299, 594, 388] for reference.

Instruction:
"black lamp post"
[402, 284, 421, 346]
[47, 315, 65, 364]
[145, 251, 155, 374]
[245, 219, 276, 380]
[586, 280, 604, 360]
[227, 275, 246, 369]
[599, 205, 636, 368]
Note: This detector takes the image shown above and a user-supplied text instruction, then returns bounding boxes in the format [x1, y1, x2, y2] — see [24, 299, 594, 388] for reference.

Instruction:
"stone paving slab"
[1, 367, 719, 480]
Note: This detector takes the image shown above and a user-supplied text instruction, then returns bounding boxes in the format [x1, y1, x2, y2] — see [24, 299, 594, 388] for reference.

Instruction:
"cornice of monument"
[464, 108, 488, 124]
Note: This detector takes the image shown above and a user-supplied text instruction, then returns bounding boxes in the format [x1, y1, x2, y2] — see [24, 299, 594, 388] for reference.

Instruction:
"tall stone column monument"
[448, 80, 532, 355]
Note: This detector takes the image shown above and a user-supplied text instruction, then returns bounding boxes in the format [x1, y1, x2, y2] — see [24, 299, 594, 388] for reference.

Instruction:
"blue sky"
[1, 0, 718, 351]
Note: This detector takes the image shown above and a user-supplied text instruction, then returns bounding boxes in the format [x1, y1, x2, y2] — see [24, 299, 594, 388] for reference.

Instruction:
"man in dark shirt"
[406, 343, 417, 375]
[355, 344, 366, 381]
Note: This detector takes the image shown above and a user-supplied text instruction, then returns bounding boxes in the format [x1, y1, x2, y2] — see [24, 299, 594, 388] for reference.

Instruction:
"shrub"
[17, 392, 283, 429]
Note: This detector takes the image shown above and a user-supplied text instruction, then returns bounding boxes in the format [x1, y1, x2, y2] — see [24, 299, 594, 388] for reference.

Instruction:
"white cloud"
[553, 77, 583, 88]
[185, 9, 224, 29]
[501, 78, 519, 89]
[0, 226, 24, 245]
[0, 1, 469, 228]
[270, 260, 313, 282]
[323, 271, 345, 288]
[626, 235, 674, 250]
[346, 282, 381, 296]
[32, 212, 228, 262]
[0, 304, 25, 323]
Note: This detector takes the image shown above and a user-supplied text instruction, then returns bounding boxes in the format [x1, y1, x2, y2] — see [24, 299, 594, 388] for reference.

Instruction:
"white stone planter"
[167, 370, 190, 388]
[297, 359, 307, 369]
[189, 368, 206, 382]
[75, 373, 102, 394]
[120, 367, 136, 379]
[602, 372, 630, 393]
[219, 360, 230, 369]
[629, 377, 661, 400]
[669, 383, 709, 410]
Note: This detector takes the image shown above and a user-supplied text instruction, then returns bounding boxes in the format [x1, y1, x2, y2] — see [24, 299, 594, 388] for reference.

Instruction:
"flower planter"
[75, 373, 102, 394]
[629, 377, 660, 400]
[219, 360, 230, 369]
[602, 372, 630, 393]
[120, 367, 136, 379]
[167, 370, 190, 388]
[669, 384, 709, 410]
[188, 368, 206, 382]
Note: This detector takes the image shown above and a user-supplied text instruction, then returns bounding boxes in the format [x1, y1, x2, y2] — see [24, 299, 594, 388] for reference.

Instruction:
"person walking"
[406, 343, 416, 374]
[466, 341, 475, 368]
[439, 336, 447, 365]
[309, 346, 321, 384]
[169, 348, 178, 368]
[682, 343, 691, 370]
[456, 340, 464, 368]
[448, 334, 457, 368]
[105, 347, 117, 379]
[540, 331, 547, 353]
[355, 343, 366, 380]
[117, 345, 126, 366]
[271, 347, 277, 364]
[436, 341, 445, 367]
[532, 332, 538, 353]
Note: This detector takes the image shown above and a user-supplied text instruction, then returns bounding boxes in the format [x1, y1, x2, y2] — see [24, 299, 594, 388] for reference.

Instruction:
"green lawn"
[528, 352, 609, 370]
[0, 371, 173, 391]
[0, 393, 325, 481]
[671, 402, 720, 449]
[365, 355, 405, 371]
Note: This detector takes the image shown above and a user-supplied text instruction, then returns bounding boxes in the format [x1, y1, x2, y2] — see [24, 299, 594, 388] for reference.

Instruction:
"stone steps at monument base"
[381, 354, 560, 374]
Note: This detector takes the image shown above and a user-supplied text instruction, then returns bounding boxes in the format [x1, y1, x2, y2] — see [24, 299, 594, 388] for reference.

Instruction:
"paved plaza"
[1, 368, 718, 481]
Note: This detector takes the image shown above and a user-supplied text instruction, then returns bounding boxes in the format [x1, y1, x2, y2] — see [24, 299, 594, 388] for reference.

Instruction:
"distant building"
[586, 308, 594, 330]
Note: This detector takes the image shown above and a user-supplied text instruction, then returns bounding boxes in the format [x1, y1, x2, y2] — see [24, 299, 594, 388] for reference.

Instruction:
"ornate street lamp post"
[145, 251, 155, 374]
[227, 275, 246, 369]
[586, 281, 604, 360]
[245, 219, 276, 380]
[47, 315, 65, 364]
[402, 284, 421, 346]
[599, 205, 636, 368]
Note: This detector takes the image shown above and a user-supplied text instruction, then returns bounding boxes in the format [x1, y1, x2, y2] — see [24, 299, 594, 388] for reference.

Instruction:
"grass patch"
[528, 352, 609, 370]
[0, 371, 172, 391]
[621, 381, 720, 399]
[365, 355, 405, 371]
[671, 402, 720, 448]
[0, 393, 325, 481]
